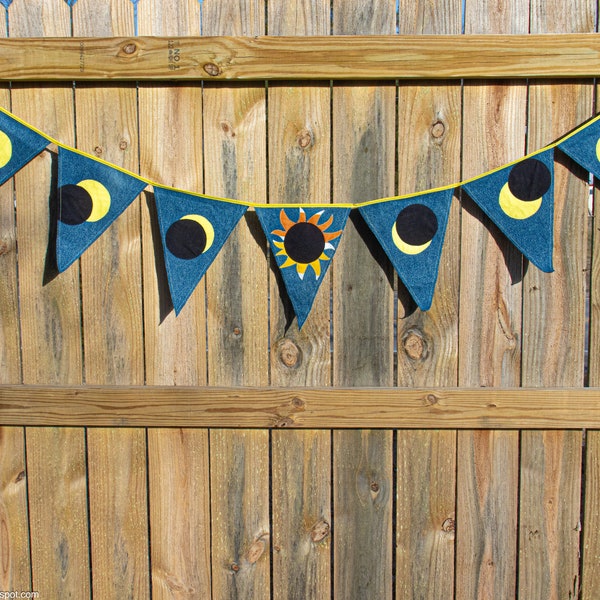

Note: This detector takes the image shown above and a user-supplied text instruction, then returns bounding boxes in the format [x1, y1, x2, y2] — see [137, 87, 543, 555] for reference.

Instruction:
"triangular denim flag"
[0, 109, 49, 185]
[359, 189, 453, 310]
[558, 116, 600, 179]
[56, 147, 147, 271]
[256, 205, 350, 328]
[462, 149, 555, 273]
[154, 187, 248, 315]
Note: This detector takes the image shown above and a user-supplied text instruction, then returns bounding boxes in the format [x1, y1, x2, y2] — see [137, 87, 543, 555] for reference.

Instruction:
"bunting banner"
[1, 106, 599, 327]
[358, 188, 453, 311]
[256, 206, 350, 327]
[0, 108, 48, 185]
[154, 186, 248, 314]
[57, 147, 147, 272]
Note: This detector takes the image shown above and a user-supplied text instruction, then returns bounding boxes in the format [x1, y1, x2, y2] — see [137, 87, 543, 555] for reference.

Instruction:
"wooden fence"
[1, 0, 600, 598]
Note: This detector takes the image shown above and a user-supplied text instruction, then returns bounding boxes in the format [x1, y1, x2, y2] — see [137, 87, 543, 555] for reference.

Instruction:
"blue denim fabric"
[0, 110, 49, 185]
[462, 148, 555, 273]
[56, 147, 147, 271]
[154, 186, 248, 315]
[558, 116, 600, 179]
[256, 206, 350, 328]
[359, 188, 453, 311]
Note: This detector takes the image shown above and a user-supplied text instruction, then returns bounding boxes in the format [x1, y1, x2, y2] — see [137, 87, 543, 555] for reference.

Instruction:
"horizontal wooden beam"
[0, 34, 599, 81]
[0, 385, 598, 429]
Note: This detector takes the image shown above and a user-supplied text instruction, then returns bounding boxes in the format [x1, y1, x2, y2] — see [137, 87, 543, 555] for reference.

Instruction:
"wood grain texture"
[147, 428, 211, 599]
[210, 429, 270, 599]
[136, 5, 211, 600]
[582, 431, 600, 599]
[71, 2, 149, 599]
[396, 430, 456, 600]
[0, 427, 30, 592]
[26, 427, 90, 598]
[268, 2, 332, 598]
[332, 1, 395, 597]
[271, 430, 331, 600]
[8, 2, 88, 598]
[1, 34, 600, 81]
[203, 3, 270, 599]
[396, 3, 461, 597]
[519, 3, 594, 599]
[456, 2, 528, 598]
[3, 384, 600, 428]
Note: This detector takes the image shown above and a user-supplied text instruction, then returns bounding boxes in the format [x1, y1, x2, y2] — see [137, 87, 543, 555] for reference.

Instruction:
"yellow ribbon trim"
[3, 105, 598, 209]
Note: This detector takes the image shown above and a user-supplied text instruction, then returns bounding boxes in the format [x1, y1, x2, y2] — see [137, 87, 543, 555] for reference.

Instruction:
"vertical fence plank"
[71, 1, 149, 598]
[395, 2, 461, 597]
[519, 4, 594, 599]
[0, 7, 29, 591]
[9, 2, 89, 598]
[332, 2, 395, 598]
[136, 3, 212, 599]
[202, 2, 270, 598]
[456, 2, 527, 598]
[582, 431, 600, 598]
[268, 2, 332, 599]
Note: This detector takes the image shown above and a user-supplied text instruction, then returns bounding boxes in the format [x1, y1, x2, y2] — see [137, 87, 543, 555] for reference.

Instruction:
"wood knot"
[0, 240, 9, 256]
[15, 470, 25, 483]
[431, 120, 446, 140]
[122, 42, 137, 55]
[246, 536, 268, 564]
[310, 520, 330, 543]
[232, 327, 242, 338]
[275, 416, 294, 428]
[203, 63, 221, 76]
[441, 518, 455, 533]
[230, 562, 240, 573]
[424, 393, 439, 406]
[119, 139, 128, 150]
[276, 338, 302, 369]
[297, 129, 312, 149]
[370, 481, 380, 493]
[220, 121, 235, 137]
[291, 397, 305, 410]
[403, 330, 428, 361]
[94, 146, 103, 156]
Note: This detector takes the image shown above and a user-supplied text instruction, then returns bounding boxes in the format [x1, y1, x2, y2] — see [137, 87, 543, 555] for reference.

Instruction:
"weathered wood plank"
[2, 385, 600, 428]
[519, 3, 594, 598]
[0, 12, 29, 592]
[396, 430, 456, 599]
[0, 427, 30, 592]
[2, 34, 600, 81]
[136, 4, 211, 600]
[210, 429, 270, 598]
[582, 430, 600, 599]
[202, 2, 270, 599]
[268, 2, 332, 598]
[9, 2, 88, 597]
[456, 2, 527, 598]
[71, 2, 149, 599]
[332, 2, 395, 598]
[395, 1, 461, 596]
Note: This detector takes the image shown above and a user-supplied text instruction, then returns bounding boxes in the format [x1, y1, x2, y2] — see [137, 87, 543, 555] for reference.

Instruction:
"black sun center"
[283, 222, 326, 264]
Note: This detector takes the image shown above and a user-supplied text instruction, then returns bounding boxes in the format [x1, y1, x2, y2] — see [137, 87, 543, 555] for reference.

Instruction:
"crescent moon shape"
[499, 182, 542, 220]
[0, 131, 12, 169]
[391, 222, 432, 255]
[77, 179, 111, 222]
[181, 214, 215, 252]
[595, 137, 600, 163]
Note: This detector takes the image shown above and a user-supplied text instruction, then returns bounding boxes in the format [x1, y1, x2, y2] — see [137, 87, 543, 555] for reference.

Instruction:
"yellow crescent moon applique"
[498, 158, 551, 220]
[392, 204, 438, 256]
[166, 214, 215, 259]
[0, 131, 13, 169]
[58, 180, 111, 224]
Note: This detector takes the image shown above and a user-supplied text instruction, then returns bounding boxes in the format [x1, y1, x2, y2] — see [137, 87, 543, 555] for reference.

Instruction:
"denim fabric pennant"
[56, 147, 147, 271]
[0, 109, 49, 185]
[558, 116, 600, 180]
[154, 187, 248, 315]
[256, 206, 350, 328]
[462, 149, 555, 273]
[359, 188, 453, 311]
